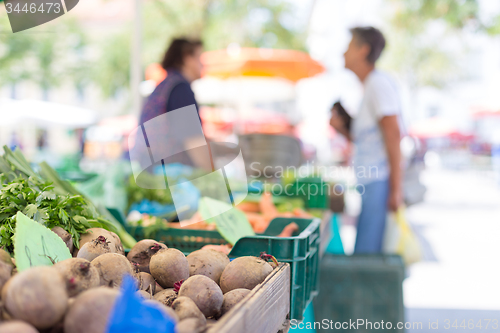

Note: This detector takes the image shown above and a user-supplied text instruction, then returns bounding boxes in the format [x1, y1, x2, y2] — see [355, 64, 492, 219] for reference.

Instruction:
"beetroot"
[175, 317, 206, 333]
[153, 288, 177, 307]
[53, 258, 100, 297]
[91, 253, 135, 288]
[154, 281, 164, 294]
[172, 296, 206, 324]
[186, 249, 230, 284]
[64, 287, 119, 333]
[76, 236, 111, 262]
[137, 272, 156, 294]
[137, 290, 152, 299]
[127, 239, 167, 273]
[0, 320, 39, 333]
[51, 226, 74, 253]
[219, 256, 273, 293]
[2, 266, 68, 329]
[144, 299, 179, 323]
[220, 288, 251, 316]
[149, 249, 189, 288]
[0, 249, 13, 291]
[78, 228, 124, 255]
[178, 275, 223, 318]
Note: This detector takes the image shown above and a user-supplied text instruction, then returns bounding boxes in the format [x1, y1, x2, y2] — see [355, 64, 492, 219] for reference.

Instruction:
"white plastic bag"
[383, 207, 422, 265]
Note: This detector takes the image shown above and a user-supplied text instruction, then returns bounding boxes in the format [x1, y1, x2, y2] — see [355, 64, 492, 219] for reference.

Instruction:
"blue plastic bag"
[106, 275, 176, 333]
[129, 199, 177, 217]
[154, 163, 195, 178]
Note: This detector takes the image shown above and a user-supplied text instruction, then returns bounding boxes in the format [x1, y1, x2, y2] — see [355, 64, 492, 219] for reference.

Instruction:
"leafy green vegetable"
[126, 174, 173, 212]
[37, 160, 136, 247]
[0, 176, 112, 252]
[0, 146, 136, 250]
[142, 219, 169, 239]
[276, 198, 304, 213]
[124, 168, 232, 212]
[199, 197, 255, 245]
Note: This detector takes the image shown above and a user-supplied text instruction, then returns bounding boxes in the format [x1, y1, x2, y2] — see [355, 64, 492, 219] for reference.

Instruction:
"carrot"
[292, 208, 312, 218]
[236, 202, 260, 213]
[245, 212, 269, 233]
[259, 192, 279, 221]
[201, 244, 232, 255]
[277, 222, 299, 237]
[169, 212, 211, 229]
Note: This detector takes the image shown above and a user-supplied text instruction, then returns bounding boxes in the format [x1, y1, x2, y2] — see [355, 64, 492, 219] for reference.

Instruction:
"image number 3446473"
[3, 0, 79, 33]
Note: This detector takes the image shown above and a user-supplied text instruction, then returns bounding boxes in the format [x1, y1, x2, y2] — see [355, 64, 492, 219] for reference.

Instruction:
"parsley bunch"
[0, 175, 109, 252]
[0, 145, 136, 251]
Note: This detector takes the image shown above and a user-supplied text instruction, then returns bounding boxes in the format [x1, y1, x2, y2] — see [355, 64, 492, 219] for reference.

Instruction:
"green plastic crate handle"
[229, 217, 321, 258]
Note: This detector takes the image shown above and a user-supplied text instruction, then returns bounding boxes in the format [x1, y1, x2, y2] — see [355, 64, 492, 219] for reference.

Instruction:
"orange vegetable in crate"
[169, 212, 216, 230]
[236, 201, 260, 213]
[168, 221, 213, 230]
[201, 244, 232, 255]
[244, 212, 269, 233]
[292, 208, 312, 218]
[277, 222, 299, 238]
[259, 192, 279, 221]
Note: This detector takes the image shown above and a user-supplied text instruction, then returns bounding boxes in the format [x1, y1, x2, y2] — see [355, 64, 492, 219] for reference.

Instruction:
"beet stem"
[260, 252, 279, 267]
[173, 279, 184, 293]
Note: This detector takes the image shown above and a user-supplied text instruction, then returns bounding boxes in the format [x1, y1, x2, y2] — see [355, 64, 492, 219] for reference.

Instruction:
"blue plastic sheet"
[153, 163, 195, 177]
[106, 275, 176, 333]
[129, 199, 177, 217]
[168, 178, 201, 218]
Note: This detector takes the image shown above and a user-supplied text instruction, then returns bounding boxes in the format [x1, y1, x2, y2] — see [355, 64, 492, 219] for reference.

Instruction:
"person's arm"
[379, 115, 402, 211]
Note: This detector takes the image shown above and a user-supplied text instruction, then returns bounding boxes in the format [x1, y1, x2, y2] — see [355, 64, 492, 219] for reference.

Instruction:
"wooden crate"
[208, 263, 291, 333]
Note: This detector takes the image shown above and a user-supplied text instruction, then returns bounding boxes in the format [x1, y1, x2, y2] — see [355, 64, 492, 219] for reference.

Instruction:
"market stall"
[0, 144, 339, 333]
[0, 49, 333, 333]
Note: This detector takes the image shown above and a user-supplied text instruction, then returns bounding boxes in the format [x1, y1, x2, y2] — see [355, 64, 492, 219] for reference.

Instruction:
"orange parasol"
[201, 47, 324, 82]
[145, 48, 325, 84]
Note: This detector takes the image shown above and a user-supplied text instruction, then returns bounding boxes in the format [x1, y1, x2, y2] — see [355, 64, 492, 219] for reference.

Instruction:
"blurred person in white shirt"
[330, 27, 402, 253]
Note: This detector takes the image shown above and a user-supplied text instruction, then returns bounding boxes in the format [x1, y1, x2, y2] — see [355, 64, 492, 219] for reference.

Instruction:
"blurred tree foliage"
[0, 20, 32, 93]
[92, 29, 132, 99]
[381, 0, 500, 89]
[0, 17, 88, 100]
[1, 0, 306, 100]
[90, 0, 306, 99]
[143, 0, 306, 66]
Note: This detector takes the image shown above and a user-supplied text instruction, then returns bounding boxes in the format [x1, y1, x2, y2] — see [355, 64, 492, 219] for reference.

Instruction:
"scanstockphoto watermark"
[290, 319, 424, 330]
[249, 161, 380, 181]
[249, 179, 366, 197]
[248, 161, 381, 197]
[3, 0, 80, 33]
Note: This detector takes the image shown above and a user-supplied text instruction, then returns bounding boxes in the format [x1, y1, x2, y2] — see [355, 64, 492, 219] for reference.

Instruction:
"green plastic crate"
[313, 254, 405, 332]
[285, 177, 330, 210]
[108, 208, 320, 321]
[228, 217, 320, 321]
[249, 177, 330, 210]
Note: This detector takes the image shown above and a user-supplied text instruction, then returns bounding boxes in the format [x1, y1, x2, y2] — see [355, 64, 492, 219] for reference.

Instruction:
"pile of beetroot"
[0, 228, 275, 333]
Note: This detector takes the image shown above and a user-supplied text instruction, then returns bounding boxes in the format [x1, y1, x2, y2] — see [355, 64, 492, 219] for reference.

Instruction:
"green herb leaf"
[23, 204, 38, 218]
